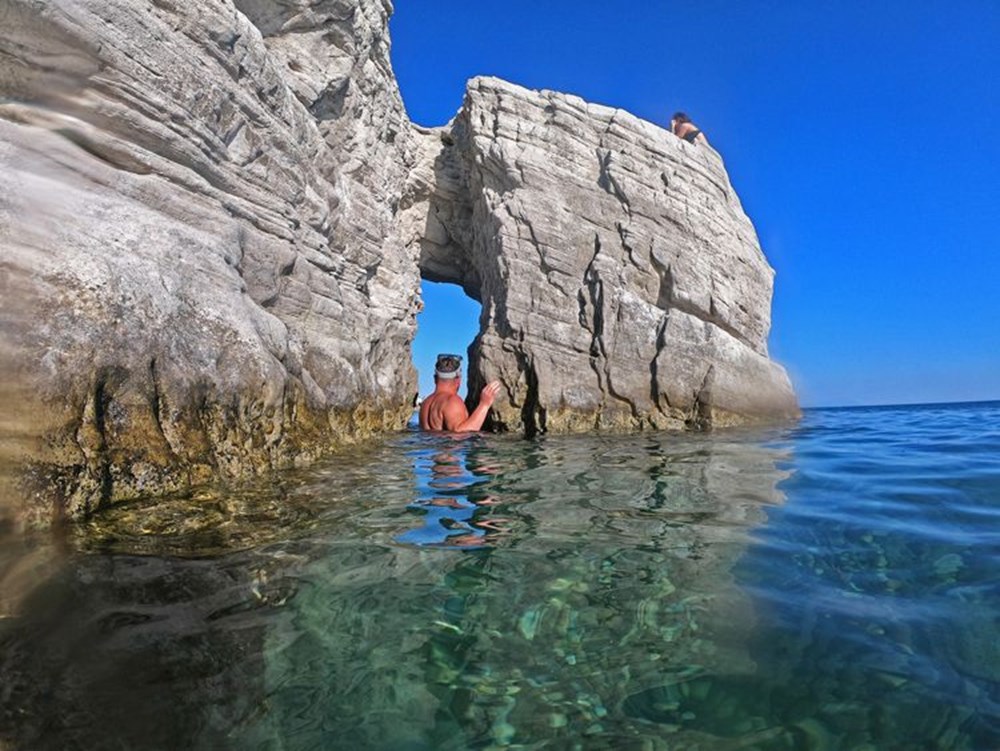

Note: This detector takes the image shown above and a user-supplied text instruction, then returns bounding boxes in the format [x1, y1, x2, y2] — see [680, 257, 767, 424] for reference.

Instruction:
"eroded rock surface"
[0, 0, 419, 522]
[1, 1, 797, 524]
[400, 77, 798, 434]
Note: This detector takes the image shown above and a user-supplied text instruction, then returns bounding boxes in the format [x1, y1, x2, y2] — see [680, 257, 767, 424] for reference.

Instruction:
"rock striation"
[400, 77, 798, 434]
[0, 0, 797, 523]
[1, 0, 420, 521]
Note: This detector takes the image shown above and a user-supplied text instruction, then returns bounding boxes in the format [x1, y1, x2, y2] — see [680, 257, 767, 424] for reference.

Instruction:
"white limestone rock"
[400, 77, 798, 433]
[0, 0, 419, 520]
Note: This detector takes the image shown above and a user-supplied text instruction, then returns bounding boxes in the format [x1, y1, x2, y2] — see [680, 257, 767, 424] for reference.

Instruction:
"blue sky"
[392, 1, 999, 408]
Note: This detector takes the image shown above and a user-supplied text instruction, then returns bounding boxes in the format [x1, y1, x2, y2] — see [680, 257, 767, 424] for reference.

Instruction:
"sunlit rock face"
[0, 0, 420, 522]
[400, 77, 799, 434]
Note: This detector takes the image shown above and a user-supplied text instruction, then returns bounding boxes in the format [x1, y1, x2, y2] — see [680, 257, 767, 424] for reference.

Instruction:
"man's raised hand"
[479, 381, 502, 407]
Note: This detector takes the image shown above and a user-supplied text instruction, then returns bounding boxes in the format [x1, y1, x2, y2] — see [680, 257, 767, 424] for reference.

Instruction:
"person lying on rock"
[670, 111, 708, 146]
[419, 353, 502, 432]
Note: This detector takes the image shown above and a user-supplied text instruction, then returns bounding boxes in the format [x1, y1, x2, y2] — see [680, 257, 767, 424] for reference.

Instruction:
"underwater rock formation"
[0, 0, 796, 521]
[400, 77, 798, 434]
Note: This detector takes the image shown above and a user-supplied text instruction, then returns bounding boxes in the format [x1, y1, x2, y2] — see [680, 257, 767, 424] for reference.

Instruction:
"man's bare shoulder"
[420, 391, 467, 431]
[440, 393, 470, 430]
[426, 392, 464, 408]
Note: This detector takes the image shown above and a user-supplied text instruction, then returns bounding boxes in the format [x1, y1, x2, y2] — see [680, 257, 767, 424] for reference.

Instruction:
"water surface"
[1, 402, 998, 749]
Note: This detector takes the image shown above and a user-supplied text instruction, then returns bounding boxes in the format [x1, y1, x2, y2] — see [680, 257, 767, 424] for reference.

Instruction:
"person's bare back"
[419, 392, 466, 431]
[419, 354, 501, 432]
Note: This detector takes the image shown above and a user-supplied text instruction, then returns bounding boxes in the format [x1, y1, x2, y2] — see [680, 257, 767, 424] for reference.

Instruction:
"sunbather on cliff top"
[670, 112, 708, 146]
[419, 353, 501, 432]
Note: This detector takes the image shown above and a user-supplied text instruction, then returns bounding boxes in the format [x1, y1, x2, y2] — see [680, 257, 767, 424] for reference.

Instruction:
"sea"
[1, 400, 998, 750]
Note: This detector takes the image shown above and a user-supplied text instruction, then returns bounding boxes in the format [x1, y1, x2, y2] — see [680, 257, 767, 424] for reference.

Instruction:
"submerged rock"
[0, 0, 797, 522]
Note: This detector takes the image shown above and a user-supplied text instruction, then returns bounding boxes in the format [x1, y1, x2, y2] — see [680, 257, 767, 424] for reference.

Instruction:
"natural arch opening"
[412, 279, 483, 421]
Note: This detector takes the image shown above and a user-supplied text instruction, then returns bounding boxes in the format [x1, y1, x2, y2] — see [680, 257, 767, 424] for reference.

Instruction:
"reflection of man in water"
[397, 446, 510, 548]
[419, 354, 501, 432]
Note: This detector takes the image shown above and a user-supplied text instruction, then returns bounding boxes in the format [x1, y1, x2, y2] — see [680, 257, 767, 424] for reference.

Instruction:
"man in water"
[419, 353, 502, 432]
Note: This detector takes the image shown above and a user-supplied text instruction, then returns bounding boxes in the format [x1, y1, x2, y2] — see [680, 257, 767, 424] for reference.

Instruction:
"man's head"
[434, 353, 463, 383]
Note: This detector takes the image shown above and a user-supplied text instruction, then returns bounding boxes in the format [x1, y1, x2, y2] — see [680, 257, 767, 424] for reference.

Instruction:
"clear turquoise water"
[1, 402, 998, 749]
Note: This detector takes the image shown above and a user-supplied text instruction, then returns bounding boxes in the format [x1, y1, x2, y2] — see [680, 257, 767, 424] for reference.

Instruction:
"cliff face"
[0, 0, 419, 520]
[400, 78, 798, 434]
[0, 0, 797, 522]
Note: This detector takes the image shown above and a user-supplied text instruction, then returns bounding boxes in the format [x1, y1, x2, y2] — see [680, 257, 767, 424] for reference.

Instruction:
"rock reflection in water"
[0, 545, 303, 750]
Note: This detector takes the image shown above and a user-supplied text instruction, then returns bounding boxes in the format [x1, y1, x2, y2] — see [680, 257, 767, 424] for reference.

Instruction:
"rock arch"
[0, 0, 796, 521]
[399, 78, 798, 435]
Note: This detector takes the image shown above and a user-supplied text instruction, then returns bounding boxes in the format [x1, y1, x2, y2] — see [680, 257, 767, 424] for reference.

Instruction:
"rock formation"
[401, 78, 797, 434]
[0, 0, 419, 521]
[0, 0, 797, 522]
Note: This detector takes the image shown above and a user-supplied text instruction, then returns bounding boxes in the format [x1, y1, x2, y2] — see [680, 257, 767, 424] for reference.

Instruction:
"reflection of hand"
[447, 533, 485, 547]
[475, 518, 510, 532]
[479, 380, 501, 407]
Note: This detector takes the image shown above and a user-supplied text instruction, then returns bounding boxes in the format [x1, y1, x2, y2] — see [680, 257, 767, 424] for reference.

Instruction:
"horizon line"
[804, 397, 1000, 411]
